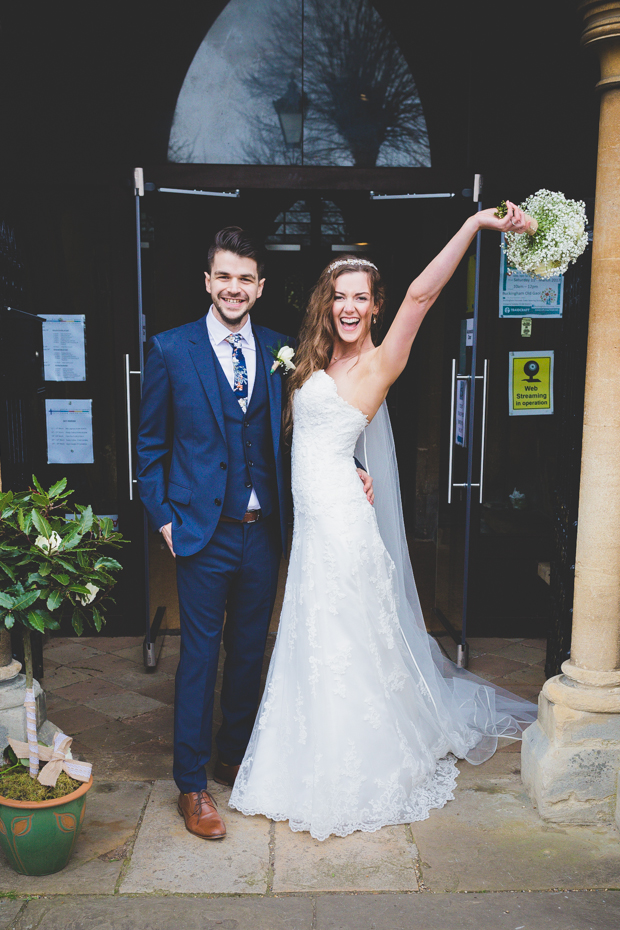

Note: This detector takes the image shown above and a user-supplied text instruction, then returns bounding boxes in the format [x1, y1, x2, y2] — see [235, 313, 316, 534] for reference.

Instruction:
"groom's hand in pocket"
[161, 522, 176, 557]
[357, 468, 375, 506]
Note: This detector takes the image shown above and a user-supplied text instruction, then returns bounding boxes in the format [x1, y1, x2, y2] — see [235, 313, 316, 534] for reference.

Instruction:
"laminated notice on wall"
[499, 237, 563, 318]
[39, 314, 86, 381]
[509, 351, 554, 416]
[455, 380, 467, 446]
[46, 399, 94, 463]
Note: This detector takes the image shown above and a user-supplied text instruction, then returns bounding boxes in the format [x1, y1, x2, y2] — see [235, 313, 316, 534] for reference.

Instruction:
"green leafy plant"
[0, 476, 126, 689]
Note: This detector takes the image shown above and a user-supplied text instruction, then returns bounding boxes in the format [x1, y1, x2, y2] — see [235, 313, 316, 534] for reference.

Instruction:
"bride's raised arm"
[373, 201, 528, 392]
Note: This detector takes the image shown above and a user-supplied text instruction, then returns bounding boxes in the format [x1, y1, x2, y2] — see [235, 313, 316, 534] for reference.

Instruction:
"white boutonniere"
[269, 343, 296, 375]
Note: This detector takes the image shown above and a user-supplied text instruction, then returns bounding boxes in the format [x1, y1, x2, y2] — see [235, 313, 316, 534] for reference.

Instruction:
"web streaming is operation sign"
[509, 351, 554, 416]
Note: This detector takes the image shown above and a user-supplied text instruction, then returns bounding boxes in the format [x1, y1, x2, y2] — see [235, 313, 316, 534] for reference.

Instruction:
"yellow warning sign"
[509, 351, 554, 416]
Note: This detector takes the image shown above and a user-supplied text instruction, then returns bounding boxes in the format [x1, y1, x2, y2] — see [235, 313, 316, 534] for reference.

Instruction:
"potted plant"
[0, 476, 125, 875]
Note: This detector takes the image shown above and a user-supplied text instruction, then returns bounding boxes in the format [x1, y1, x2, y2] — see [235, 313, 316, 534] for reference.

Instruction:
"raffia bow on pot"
[8, 732, 92, 787]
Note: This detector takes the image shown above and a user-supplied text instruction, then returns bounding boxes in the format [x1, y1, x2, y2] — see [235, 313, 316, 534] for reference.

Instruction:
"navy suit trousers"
[173, 516, 281, 793]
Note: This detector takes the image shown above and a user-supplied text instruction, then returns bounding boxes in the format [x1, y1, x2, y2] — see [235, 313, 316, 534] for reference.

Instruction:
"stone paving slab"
[40, 666, 93, 691]
[48, 703, 112, 734]
[71, 743, 174, 783]
[67, 652, 136, 674]
[10, 896, 313, 930]
[0, 854, 122, 897]
[52, 677, 123, 704]
[42, 642, 102, 664]
[316, 890, 620, 930]
[135, 677, 176, 704]
[273, 822, 419, 892]
[504, 665, 547, 686]
[72, 718, 153, 753]
[7, 892, 620, 930]
[0, 900, 22, 930]
[467, 637, 524, 653]
[120, 781, 271, 894]
[95, 667, 175, 693]
[113, 645, 149, 664]
[0, 780, 150, 895]
[76, 636, 144, 652]
[493, 642, 549, 665]
[466, 655, 528, 681]
[86, 691, 166, 719]
[412, 754, 620, 892]
[123, 704, 175, 736]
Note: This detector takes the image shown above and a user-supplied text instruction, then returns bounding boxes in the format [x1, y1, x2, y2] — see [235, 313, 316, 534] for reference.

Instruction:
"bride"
[229, 202, 537, 840]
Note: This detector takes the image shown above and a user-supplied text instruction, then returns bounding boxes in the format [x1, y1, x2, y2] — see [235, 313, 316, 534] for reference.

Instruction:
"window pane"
[168, 0, 430, 167]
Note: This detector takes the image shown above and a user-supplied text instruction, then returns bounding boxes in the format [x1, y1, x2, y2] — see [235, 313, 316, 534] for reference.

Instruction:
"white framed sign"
[509, 351, 554, 417]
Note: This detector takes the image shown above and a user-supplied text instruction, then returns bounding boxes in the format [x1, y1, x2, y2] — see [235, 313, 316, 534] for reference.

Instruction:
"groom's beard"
[211, 295, 254, 329]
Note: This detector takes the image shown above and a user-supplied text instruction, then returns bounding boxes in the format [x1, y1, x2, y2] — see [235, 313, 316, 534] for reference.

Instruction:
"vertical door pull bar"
[125, 354, 134, 501]
[447, 359, 456, 504]
[449, 370, 487, 498]
[479, 359, 489, 503]
[124, 357, 142, 501]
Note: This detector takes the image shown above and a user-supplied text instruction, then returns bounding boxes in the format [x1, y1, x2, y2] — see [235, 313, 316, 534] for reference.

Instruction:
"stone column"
[522, 0, 620, 824]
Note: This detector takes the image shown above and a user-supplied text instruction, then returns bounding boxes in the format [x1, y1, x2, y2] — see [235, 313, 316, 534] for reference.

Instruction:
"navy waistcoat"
[210, 340, 276, 520]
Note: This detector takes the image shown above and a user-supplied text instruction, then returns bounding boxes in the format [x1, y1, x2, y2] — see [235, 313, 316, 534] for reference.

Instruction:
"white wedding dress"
[229, 370, 536, 841]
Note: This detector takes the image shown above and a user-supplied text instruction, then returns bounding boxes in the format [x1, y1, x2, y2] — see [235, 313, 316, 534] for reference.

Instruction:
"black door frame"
[130, 164, 476, 667]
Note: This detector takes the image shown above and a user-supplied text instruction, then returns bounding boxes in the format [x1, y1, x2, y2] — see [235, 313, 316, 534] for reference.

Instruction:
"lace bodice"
[291, 370, 368, 517]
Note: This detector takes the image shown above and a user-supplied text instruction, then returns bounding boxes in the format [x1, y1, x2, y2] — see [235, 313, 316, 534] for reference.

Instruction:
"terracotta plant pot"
[0, 776, 93, 875]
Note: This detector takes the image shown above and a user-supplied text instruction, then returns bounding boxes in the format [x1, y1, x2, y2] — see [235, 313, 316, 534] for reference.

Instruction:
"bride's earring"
[372, 315, 377, 324]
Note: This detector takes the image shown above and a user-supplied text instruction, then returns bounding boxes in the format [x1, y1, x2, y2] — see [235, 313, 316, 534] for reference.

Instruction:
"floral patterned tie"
[226, 333, 249, 413]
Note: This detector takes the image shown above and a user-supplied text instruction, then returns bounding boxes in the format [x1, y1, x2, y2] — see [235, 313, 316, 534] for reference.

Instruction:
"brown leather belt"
[219, 510, 262, 525]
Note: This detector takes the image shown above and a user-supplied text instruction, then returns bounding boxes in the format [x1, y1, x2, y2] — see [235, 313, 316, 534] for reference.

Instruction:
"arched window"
[169, 0, 430, 167]
[266, 199, 346, 247]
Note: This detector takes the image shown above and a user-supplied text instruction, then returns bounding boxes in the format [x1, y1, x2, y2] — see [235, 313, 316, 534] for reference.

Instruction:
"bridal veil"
[355, 402, 538, 764]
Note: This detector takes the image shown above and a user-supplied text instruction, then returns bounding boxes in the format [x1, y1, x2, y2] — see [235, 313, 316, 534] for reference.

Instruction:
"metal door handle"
[447, 359, 456, 503]
[124, 355, 142, 500]
[448, 358, 489, 502]
[479, 359, 489, 503]
[125, 354, 134, 500]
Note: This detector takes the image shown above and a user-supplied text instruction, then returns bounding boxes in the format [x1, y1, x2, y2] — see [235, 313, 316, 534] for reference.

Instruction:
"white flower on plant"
[502, 189, 588, 280]
[34, 531, 62, 554]
[79, 583, 99, 606]
[270, 344, 296, 375]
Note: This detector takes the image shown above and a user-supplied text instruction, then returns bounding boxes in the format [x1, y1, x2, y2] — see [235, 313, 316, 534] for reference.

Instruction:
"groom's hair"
[207, 226, 265, 279]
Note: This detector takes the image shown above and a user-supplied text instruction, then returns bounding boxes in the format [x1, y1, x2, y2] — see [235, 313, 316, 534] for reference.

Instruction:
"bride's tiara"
[327, 258, 378, 273]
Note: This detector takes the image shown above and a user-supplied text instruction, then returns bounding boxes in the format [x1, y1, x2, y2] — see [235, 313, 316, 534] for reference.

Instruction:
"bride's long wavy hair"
[283, 257, 386, 444]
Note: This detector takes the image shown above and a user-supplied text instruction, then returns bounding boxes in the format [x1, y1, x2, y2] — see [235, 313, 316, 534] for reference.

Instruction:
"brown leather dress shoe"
[213, 759, 241, 787]
[177, 790, 226, 840]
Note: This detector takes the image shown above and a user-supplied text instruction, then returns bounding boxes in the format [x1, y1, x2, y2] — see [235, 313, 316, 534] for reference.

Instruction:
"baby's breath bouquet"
[497, 189, 588, 279]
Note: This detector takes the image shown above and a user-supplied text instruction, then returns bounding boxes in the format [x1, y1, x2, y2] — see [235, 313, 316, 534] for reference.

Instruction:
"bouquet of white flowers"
[497, 189, 588, 280]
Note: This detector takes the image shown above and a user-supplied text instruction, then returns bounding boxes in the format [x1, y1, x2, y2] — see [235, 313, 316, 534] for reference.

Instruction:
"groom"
[137, 226, 372, 840]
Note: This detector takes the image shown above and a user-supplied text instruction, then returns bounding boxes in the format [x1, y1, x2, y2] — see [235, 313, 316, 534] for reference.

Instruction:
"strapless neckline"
[316, 370, 368, 423]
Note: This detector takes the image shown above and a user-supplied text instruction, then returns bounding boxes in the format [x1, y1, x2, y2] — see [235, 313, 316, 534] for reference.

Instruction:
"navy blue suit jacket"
[136, 315, 293, 558]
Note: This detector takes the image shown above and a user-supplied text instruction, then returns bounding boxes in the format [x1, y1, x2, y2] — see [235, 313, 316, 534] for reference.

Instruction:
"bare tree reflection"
[242, 0, 429, 167]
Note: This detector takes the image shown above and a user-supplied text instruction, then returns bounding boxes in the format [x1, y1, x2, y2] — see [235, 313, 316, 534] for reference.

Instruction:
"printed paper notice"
[39, 315, 86, 381]
[46, 399, 94, 463]
[455, 380, 467, 447]
[499, 236, 563, 318]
